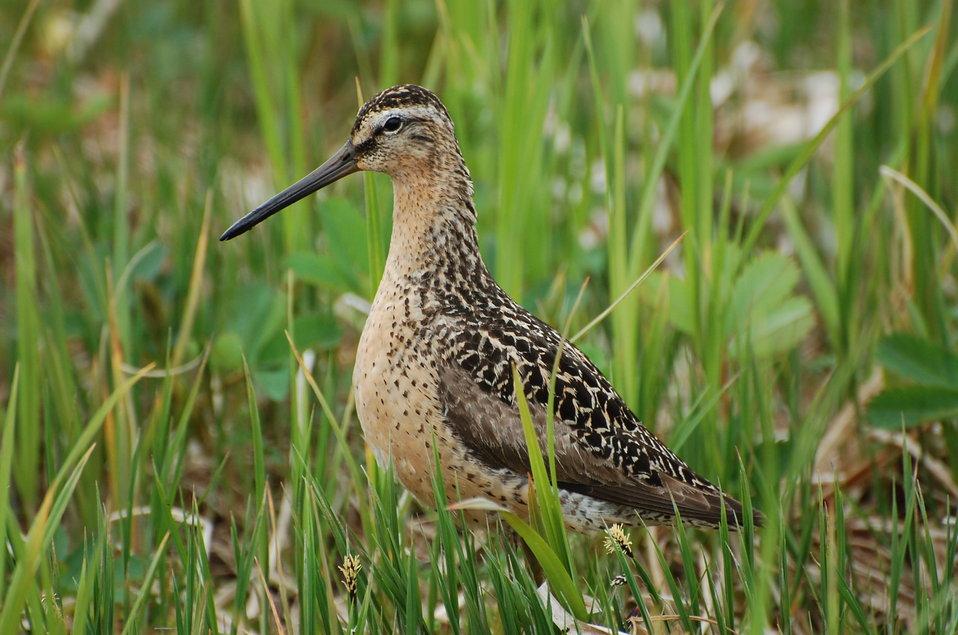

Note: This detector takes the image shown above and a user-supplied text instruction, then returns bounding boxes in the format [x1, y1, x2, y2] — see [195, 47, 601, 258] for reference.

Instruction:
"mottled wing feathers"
[438, 296, 708, 486]
[438, 362, 754, 528]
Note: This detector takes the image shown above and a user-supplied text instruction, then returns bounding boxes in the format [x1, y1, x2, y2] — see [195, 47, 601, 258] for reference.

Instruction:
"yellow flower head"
[603, 524, 634, 559]
[338, 553, 362, 598]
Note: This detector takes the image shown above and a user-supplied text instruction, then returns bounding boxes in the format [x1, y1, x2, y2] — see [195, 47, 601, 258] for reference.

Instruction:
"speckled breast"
[352, 271, 446, 503]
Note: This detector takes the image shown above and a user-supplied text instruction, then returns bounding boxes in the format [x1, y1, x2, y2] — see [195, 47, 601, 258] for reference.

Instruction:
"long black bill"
[219, 141, 357, 241]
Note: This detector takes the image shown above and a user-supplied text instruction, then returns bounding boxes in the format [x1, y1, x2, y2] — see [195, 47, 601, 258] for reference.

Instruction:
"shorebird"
[221, 84, 759, 531]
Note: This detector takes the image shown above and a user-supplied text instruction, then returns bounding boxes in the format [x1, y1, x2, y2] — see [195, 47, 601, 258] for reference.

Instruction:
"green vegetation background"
[1, 0, 956, 632]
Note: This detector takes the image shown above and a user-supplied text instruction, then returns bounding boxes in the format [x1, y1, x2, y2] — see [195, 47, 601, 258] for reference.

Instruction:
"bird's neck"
[384, 154, 485, 280]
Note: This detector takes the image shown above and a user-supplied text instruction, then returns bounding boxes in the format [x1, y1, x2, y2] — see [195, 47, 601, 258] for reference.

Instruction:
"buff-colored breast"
[354, 270, 435, 499]
[353, 270, 529, 523]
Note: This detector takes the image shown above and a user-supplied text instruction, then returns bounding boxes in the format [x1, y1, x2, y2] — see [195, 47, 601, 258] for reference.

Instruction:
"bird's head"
[220, 84, 460, 241]
[350, 84, 457, 176]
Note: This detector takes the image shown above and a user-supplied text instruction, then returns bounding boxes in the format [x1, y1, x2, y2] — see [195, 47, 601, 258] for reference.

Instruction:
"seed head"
[338, 553, 362, 599]
[603, 524, 634, 559]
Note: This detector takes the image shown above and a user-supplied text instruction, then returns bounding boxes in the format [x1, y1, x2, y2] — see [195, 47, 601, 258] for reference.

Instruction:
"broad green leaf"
[286, 198, 371, 294]
[877, 333, 958, 388]
[640, 250, 812, 357]
[735, 296, 815, 357]
[729, 252, 800, 324]
[868, 386, 958, 428]
[2, 91, 111, 138]
[253, 367, 290, 401]
[131, 242, 167, 282]
[292, 313, 343, 351]
[225, 283, 286, 358]
[287, 251, 357, 293]
[211, 331, 244, 372]
[323, 197, 371, 276]
[728, 253, 813, 357]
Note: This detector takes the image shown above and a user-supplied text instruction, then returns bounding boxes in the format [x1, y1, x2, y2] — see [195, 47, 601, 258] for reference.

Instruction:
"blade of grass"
[571, 233, 684, 343]
[120, 533, 171, 635]
[626, 2, 723, 266]
[0, 446, 95, 632]
[499, 511, 588, 621]
[285, 332, 364, 502]
[13, 141, 41, 509]
[172, 192, 212, 367]
[511, 366, 571, 572]
[880, 165, 958, 251]
[0, 0, 41, 100]
[0, 365, 19, 597]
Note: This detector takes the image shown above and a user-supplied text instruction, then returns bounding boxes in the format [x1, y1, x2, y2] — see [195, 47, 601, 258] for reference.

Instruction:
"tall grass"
[2, 0, 957, 632]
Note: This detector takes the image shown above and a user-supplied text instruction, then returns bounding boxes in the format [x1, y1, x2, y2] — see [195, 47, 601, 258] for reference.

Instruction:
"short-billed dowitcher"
[221, 84, 760, 531]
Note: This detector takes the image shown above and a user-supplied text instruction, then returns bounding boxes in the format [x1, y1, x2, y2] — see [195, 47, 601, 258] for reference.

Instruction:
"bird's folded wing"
[438, 364, 744, 526]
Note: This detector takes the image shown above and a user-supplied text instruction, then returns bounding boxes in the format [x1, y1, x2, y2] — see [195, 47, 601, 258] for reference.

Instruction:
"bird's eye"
[382, 116, 403, 134]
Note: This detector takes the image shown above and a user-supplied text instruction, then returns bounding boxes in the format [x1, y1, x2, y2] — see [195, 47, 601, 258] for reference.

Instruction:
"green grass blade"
[0, 446, 95, 632]
[500, 512, 588, 621]
[0, 366, 18, 597]
[13, 142, 40, 509]
[120, 533, 171, 635]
